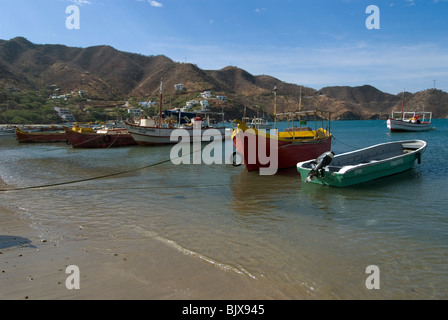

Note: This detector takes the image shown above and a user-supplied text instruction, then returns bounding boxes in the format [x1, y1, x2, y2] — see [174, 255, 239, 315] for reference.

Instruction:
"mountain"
[1, 37, 447, 120]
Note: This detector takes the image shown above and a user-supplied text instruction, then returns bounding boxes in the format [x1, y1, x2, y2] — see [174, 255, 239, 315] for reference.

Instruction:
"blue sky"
[0, 0, 447, 94]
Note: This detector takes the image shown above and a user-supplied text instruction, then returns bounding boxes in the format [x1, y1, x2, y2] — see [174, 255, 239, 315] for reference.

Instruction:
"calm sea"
[1, 119, 447, 299]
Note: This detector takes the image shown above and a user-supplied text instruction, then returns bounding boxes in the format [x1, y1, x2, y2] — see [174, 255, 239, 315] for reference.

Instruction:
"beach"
[0, 183, 284, 300]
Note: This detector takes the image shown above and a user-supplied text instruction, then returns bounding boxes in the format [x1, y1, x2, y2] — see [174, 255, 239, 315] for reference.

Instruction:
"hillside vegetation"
[1, 37, 447, 124]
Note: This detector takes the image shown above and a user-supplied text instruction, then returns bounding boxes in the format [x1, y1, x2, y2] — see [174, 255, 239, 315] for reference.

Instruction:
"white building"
[200, 100, 210, 110]
[216, 95, 227, 101]
[128, 108, 143, 117]
[174, 84, 185, 91]
[54, 107, 75, 122]
[200, 91, 212, 99]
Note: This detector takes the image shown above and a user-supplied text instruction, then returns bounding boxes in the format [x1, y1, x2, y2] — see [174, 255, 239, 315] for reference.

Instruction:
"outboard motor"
[306, 151, 335, 181]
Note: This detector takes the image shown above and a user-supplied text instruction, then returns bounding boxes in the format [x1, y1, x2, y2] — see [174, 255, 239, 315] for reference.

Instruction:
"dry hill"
[1, 37, 447, 120]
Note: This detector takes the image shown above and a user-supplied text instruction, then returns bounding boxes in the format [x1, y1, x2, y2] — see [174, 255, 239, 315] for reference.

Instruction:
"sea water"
[1, 119, 447, 299]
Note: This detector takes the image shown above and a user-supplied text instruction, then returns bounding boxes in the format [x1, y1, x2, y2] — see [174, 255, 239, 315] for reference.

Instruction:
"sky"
[0, 0, 447, 94]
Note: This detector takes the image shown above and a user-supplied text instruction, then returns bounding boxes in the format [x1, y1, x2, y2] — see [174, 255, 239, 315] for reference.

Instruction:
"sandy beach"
[0, 178, 286, 301]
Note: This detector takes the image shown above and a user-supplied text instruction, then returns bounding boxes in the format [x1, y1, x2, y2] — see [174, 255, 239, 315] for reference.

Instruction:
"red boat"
[65, 127, 137, 148]
[15, 127, 67, 143]
[232, 110, 332, 174]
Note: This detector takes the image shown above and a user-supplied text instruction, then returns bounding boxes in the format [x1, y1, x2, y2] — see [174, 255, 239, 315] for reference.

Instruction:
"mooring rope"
[0, 147, 203, 193]
[332, 135, 363, 151]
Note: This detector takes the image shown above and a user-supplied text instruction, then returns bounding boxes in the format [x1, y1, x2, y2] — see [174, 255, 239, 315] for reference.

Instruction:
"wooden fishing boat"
[232, 86, 332, 174]
[296, 140, 427, 187]
[232, 114, 332, 173]
[15, 127, 67, 143]
[387, 91, 433, 132]
[0, 125, 15, 136]
[387, 111, 433, 132]
[65, 127, 137, 148]
[125, 80, 227, 146]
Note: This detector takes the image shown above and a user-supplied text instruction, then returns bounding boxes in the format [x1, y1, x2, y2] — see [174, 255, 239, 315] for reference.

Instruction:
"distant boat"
[0, 125, 15, 136]
[387, 91, 433, 132]
[250, 117, 272, 130]
[387, 111, 433, 132]
[125, 80, 227, 146]
[297, 140, 426, 187]
[65, 127, 137, 148]
[15, 127, 67, 143]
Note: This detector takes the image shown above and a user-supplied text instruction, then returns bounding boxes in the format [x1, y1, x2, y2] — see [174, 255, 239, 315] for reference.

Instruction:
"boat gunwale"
[232, 119, 331, 143]
[297, 139, 427, 175]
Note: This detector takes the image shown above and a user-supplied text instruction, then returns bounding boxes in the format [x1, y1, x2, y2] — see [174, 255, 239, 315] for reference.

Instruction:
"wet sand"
[0, 179, 287, 300]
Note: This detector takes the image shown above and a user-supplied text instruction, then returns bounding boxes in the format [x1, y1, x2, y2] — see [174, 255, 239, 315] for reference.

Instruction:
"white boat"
[125, 118, 227, 146]
[387, 111, 433, 132]
[0, 125, 16, 136]
[386, 91, 433, 132]
[250, 117, 272, 129]
[125, 80, 227, 146]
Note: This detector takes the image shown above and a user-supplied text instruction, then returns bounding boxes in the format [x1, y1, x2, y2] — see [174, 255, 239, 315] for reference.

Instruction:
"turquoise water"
[1, 120, 447, 299]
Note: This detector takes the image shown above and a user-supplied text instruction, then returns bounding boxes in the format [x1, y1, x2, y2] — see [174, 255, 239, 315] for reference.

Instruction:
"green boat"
[296, 140, 427, 187]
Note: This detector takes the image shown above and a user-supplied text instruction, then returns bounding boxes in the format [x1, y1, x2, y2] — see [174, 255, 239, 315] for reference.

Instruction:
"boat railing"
[391, 111, 432, 123]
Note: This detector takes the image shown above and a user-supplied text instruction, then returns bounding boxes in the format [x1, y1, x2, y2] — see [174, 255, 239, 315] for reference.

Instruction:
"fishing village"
[1, 1, 448, 305]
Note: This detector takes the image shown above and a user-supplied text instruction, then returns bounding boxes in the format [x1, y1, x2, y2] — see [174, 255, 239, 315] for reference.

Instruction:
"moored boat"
[0, 125, 16, 136]
[387, 111, 433, 132]
[15, 127, 67, 143]
[297, 140, 427, 187]
[232, 110, 332, 173]
[386, 91, 433, 132]
[250, 117, 272, 130]
[125, 80, 227, 146]
[65, 127, 137, 148]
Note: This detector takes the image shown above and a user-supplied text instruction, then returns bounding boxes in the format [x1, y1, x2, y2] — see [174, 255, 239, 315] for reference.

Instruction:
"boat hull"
[125, 123, 227, 146]
[297, 140, 426, 187]
[233, 126, 332, 172]
[65, 128, 137, 148]
[15, 128, 67, 143]
[387, 119, 432, 132]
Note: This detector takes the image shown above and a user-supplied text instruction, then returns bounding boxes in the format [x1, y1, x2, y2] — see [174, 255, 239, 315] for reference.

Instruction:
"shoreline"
[0, 187, 288, 300]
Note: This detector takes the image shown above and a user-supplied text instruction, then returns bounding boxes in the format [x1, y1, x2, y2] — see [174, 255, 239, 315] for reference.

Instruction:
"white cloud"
[137, 0, 163, 7]
[68, 0, 92, 6]
[150, 1, 163, 7]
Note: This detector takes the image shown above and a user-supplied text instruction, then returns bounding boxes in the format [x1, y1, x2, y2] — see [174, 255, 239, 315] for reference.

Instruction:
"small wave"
[138, 229, 257, 279]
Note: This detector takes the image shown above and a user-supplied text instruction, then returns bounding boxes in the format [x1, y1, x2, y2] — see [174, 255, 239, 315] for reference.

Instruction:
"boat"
[232, 110, 332, 173]
[250, 117, 272, 130]
[65, 127, 137, 148]
[231, 106, 272, 130]
[296, 140, 427, 187]
[387, 111, 433, 132]
[386, 91, 433, 132]
[0, 125, 16, 136]
[125, 80, 227, 146]
[232, 85, 332, 174]
[15, 127, 67, 143]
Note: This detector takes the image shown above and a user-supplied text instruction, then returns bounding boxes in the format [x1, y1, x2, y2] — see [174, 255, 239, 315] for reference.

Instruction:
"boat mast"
[401, 89, 404, 120]
[158, 79, 163, 128]
[298, 86, 302, 127]
[273, 86, 278, 129]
